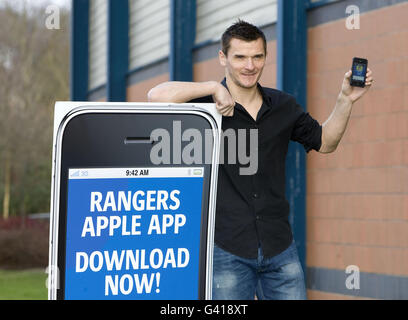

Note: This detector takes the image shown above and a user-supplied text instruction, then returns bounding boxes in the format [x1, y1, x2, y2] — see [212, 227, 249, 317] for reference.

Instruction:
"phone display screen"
[352, 61, 367, 82]
[64, 166, 205, 300]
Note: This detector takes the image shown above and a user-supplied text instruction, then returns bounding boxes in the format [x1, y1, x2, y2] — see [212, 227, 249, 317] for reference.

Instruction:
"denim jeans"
[212, 240, 307, 300]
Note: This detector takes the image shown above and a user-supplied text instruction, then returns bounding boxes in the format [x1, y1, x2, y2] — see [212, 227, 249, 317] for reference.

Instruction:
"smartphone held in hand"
[350, 57, 368, 87]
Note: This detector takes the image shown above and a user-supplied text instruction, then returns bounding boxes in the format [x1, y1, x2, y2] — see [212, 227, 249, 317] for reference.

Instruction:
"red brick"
[386, 32, 408, 60]
[386, 221, 408, 247]
[404, 196, 408, 221]
[307, 289, 375, 300]
[306, 216, 316, 243]
[363, 221, 378, 246]
[384, 139, 404, 166]
[389, 195, 405, 220]
[403, 59, 408, 85]
[388, 86, 405, 113]
[308, 50, 324, 75]
[325, 194, 343, 218]
[266, 41, 276, 62]
[193, 57, 224, 82]
[306, 171, 320, 195]
[394, 247, 408, 275]
[356, 220, 367, 244]
[260, 63, 276, 88]
[333, 21, 359, 47]
[307, 149, 327, 170]
[127, 73, 169, 102]
[404, 140, 408, 166]
[365, 140, 400, 167]
[347, 196, 358, 219]
[308, 74, 327, 101]
[362, 85, 404, 115]
[325, 147, 343, 170]
[338, 219, 354, 244]
[307, 26, 325, 51]
[307, 242, 408, 276]
[341, 116, 359, 143]
[404, 85, 408, 111]
[360, 195, 382, 220]
[307, 95, 328, 117]
[322, 167, 408, 194]
[351, 141, 366, 167]
[317, 218, 331, 243]
[362, 2, 408, 36]
[306, 242, 341, 269]
[325, 46, 342, 72]
[317, 22, 339, 50]
[368, 61, 388, 89]
[372, 246, 388, 273]
[326, 69, 346, 97]
[311, 194, 329, 218]
[365, 35, 388, 64]
[385, 60, 405, 87]
[337, 44, 355, 71]
[394, 111, 408, 139]
[386, 2, 408, 31]
[356, 113, 408, 142]
[326, 143, 342, 169]
[390, 195, 408, 221]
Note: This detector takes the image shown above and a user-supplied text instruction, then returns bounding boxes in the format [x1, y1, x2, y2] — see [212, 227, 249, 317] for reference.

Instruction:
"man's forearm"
[147, 81, 218, 103]
[320, 92, 353, 153]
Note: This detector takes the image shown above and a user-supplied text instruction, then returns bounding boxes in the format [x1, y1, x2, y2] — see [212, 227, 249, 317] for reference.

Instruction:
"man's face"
[219, 37, 266, 89]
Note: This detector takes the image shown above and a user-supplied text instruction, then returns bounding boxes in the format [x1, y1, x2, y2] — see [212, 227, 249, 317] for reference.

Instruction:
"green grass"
[0, 269, 47, 300]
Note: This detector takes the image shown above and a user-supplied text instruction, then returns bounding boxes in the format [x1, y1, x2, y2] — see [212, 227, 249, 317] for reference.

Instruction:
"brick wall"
[123, 1, 408, 299]
[306, 2, 408, 299]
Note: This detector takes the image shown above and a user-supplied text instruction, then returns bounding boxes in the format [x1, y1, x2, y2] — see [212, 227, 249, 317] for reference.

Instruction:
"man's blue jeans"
[212, 240, 307, 300]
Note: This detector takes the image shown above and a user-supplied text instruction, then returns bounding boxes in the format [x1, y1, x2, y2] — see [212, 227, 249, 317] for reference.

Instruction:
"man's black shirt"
[190, 79, 322, 259]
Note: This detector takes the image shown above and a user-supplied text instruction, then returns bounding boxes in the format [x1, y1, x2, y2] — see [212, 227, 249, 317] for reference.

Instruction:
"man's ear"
[219, 50, 227, 67]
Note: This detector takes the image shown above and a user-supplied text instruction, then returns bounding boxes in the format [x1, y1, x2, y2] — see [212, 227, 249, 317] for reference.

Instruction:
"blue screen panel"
[64, 167, 204, 300]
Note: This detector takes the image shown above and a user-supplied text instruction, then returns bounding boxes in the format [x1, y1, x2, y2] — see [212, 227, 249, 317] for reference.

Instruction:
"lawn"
[0, 269, 47, 300]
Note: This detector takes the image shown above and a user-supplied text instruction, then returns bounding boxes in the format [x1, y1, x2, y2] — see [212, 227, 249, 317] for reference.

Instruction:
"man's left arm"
[319, 68, 374, 154]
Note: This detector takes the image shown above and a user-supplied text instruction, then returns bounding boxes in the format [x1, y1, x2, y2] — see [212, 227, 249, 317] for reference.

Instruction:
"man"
[148, 20, 373, 300]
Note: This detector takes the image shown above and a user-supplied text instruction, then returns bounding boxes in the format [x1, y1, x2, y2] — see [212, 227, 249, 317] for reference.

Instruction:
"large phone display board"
[65, 167, 204, 299]
[48, 103, 221, 300]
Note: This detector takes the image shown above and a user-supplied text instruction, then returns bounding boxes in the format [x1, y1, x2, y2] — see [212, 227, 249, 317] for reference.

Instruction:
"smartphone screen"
[350, 57, 368, 87]
[65, 166, 204, 299]
[52, 110, 218, 300]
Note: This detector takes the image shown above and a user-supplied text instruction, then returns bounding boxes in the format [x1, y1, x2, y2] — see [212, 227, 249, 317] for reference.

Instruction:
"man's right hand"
[212, 82, 235, 117]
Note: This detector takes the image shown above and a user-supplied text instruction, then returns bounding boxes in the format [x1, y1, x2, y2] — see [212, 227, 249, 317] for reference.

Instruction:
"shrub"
[0, 217, 49, 270]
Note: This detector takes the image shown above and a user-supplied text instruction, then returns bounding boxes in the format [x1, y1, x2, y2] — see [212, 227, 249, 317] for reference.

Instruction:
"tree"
[0, 1, 69, 219]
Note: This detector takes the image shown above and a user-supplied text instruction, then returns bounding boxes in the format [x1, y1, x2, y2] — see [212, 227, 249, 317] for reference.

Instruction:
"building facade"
[70, 0, 408, 299]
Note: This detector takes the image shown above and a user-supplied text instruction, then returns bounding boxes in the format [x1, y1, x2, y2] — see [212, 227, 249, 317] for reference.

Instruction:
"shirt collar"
[220, 77, 273, 108]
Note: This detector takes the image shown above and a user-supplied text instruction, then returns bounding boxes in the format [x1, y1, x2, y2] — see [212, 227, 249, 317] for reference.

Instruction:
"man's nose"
[245, 58, 255, 70]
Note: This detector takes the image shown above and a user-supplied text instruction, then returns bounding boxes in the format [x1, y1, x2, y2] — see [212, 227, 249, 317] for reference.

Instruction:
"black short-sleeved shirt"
[190, 78, 322, 259]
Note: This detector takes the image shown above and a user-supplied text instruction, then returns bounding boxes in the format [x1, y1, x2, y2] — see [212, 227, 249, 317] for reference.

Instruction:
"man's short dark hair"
[221, 20, 267, 56]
